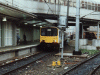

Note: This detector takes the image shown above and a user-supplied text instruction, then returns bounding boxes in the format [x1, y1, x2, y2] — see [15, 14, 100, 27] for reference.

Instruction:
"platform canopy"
[0, 2, 52, 27]
[0, 2, 99, 27]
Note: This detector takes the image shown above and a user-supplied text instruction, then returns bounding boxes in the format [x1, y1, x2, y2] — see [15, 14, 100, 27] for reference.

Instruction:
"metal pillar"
[73, 0, 81, 55]
[97, 22, 99, 39]
[61, 31, 64, 58]
[66, 0, 69, 28]
[0, 19, 1, 47]
[1, 22, 6, 47]
[12, 23, 17, 46]
[12, 0, 13, 6]
[75, 0, 80, 51]
[82, 25, 83, 39]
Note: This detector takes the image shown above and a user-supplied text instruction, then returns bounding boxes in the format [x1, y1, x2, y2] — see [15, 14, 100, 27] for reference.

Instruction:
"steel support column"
[97, 22, 100, 39]
[82, 24, 83, 39]
[73, 0, 81, 55]
[75, 0, 80, 51]
[61, 31, 64, 58]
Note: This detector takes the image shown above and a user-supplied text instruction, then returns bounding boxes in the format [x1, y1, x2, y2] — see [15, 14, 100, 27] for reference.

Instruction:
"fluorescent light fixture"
[40, 26, 42, 27]
[33, 25, 36, 26]
[2, 17, 7, 21]
[24, 23, 28, 25]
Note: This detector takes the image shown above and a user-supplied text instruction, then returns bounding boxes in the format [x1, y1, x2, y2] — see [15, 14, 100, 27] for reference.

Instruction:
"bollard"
[57, 60, 61, 66]
[52, 61, 56, 67]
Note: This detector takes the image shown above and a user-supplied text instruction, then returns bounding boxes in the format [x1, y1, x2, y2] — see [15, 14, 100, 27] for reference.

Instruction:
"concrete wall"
[0, 52, 15, 61]
[92, 39, 100, 47]
[33, 27, 40, 41]
[1, 21, 17, 47]
[20, 26, 33, 41]
[12, 22, 17, 46]
[19, 26, 40, 42]
[0, 46, 37, 61]
[79, 39, 88, 46]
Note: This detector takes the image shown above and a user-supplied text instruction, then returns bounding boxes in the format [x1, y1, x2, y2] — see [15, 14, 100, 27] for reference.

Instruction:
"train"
[37, 26, 67, 51]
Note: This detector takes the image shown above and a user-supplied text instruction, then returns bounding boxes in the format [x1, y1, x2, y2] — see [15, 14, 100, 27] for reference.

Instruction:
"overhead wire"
[44, 0, 55, 14]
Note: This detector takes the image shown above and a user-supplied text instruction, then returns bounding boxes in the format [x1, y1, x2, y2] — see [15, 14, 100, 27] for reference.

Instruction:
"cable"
[44, 0, 55, 14]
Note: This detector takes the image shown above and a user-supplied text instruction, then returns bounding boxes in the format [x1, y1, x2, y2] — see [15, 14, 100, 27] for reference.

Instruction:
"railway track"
[90, 64, 100, 75]
[0, 52, 52, 75]
[59, 52, 100, 75]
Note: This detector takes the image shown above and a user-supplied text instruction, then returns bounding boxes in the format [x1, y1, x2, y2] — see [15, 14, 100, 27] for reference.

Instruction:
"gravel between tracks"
[6, 45, 91, 75]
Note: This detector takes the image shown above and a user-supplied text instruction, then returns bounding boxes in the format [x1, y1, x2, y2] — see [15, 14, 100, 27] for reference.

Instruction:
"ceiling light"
[33, 25, 36, 26]
[40, 26, 42, 27]
[24, 23, 28, 25]
[2, 17, 7, 21]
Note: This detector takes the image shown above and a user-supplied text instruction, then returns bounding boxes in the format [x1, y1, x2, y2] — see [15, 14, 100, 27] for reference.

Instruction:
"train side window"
[41, 28, 46, 36]
[52, 28, 57, 36]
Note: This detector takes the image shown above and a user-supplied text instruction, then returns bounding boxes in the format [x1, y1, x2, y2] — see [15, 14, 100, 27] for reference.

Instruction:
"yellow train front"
[39, 27, 61, 51]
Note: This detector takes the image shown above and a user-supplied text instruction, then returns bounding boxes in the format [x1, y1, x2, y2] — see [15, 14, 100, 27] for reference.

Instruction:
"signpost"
[58, 16, 66, 59]
[57, 0, 69, 59]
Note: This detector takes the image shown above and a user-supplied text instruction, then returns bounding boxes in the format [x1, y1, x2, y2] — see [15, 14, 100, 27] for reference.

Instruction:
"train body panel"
[40, 36, 59, 43]
[38, 26, 67, 51]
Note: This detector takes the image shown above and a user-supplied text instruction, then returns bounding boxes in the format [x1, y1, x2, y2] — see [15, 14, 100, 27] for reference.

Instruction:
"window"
[56, 0, 58, 4]
[51, 0, 55, 3]
[41, 28, 46, 36]
[64, 1, 67, 6]
[33, 0, 38, 1]
[88, 5, 91, 10]
[60, 0, 64, 5]
[73, 2, 76, 7]
[98, 4, 100, 11]
[98, 7, 100, 11]
[41, 28, 57, 36]
[40, 0, 44, 2]
[92, 3, 95, 10]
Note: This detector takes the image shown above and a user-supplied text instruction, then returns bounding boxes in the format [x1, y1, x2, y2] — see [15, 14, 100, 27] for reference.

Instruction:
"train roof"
[41, 26, 58, 29]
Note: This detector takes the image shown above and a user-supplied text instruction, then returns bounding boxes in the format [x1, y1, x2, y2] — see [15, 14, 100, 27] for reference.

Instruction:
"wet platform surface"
[0, 42, 40, 53]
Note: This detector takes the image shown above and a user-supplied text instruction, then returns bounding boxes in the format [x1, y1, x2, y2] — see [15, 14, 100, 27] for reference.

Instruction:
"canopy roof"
[0, 2, 52, 27]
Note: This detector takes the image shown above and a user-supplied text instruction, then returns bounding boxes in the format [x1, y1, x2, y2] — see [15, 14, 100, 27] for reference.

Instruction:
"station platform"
[0, 41, 39, 53]
[0, 41, 40, 62]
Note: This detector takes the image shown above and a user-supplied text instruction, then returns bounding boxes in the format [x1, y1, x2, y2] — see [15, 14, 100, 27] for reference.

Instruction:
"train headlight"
[41, 40, 45, 42]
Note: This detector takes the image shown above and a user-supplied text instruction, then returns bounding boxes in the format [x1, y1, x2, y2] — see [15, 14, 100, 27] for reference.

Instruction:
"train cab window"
[41, 28, 57, 36]
[52, 28, 57, 36]
[47, 28, 57, 36]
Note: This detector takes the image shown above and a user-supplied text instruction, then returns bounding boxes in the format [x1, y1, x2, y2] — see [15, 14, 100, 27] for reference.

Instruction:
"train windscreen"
[41, 28, 57, 36]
